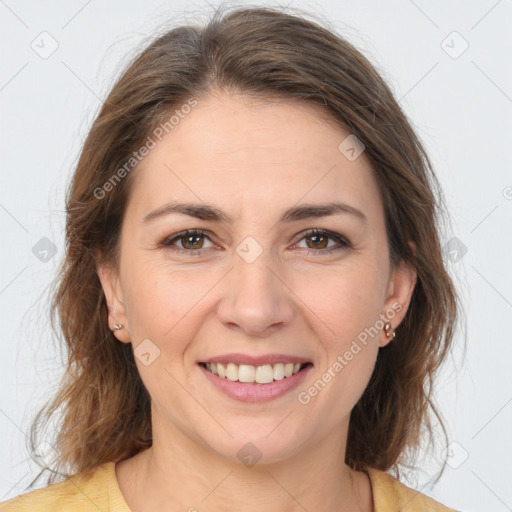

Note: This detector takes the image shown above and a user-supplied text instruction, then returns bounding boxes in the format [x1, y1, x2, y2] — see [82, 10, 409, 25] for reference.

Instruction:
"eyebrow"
[142, 201, 367, 224]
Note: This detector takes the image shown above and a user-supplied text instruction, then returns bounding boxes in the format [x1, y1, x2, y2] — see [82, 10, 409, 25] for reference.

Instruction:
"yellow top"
[0, 462, 458, 511]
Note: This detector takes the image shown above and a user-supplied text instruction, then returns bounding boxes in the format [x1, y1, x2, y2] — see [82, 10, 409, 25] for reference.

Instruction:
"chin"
[199, 419, 311, 467]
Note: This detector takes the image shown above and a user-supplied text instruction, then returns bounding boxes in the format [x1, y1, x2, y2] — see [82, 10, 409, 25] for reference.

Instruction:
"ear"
[96, 262, 131, 344]
[379, 245, 417, 348]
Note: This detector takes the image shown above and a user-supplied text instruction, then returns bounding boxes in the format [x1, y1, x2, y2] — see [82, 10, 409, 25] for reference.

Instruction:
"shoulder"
[0, 462, 116, 512]
[366, 467, 460, 512]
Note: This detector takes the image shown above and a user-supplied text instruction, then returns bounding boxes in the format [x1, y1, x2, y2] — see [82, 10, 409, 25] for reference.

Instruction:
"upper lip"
[199, 353, 312, 366]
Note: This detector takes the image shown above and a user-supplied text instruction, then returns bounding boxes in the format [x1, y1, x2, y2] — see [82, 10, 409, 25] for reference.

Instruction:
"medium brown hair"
[28, 4, 459, 487]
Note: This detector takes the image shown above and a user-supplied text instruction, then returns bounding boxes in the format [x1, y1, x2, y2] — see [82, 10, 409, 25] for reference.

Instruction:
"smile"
[198, 361, 313, 402]
[200, 361, 310, 384]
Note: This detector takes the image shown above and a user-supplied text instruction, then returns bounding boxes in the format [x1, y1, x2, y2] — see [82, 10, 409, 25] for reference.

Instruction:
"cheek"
[124, 275, 172, 338]
[122, 256, 205, 338]
[295, 259, 385, 345]
[293, 260, 383, 400]
[321, 343, 379, 421]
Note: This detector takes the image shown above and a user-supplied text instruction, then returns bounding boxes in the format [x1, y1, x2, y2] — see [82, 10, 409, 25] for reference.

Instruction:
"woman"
[0, 5, 460, 511]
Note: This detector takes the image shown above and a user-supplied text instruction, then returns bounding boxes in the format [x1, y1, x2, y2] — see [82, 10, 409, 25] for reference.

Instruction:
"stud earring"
[113, 324, 123, 331]
[384, 322, 396, 340]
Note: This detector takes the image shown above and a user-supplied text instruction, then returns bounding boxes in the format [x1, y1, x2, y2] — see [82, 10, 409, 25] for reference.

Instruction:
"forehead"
[126, 93, 384, 223]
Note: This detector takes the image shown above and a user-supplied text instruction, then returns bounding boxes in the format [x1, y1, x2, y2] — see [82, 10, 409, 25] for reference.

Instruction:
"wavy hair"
[27, 4, 460, 487]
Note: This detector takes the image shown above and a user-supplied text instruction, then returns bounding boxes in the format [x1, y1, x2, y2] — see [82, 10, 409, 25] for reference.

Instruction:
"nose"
[216, 249, 294, 337]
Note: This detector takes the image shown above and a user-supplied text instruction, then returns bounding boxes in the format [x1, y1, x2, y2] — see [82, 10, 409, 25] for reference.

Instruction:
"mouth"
[198, 361, 313, 384]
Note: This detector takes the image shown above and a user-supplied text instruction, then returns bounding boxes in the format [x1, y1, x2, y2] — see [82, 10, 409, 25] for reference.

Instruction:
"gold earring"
[384, 322, 395, 340]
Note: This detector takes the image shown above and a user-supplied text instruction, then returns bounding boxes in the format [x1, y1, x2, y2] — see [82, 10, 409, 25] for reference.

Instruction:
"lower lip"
[198, 364, 313, 403]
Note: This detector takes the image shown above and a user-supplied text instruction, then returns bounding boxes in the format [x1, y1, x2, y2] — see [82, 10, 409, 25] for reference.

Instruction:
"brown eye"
[180, 233, 204, 250]
[295, 229, 351, 255]
[161, 230, 214, 254]
[305, 233, 329, 249]
[160, 228, 350, 257]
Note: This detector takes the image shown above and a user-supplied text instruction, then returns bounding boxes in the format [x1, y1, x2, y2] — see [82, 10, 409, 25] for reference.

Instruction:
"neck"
[115, 417, 373, 512]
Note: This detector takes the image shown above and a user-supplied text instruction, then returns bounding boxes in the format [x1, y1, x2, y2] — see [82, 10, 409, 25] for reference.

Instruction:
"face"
[98, 91, 416, 466]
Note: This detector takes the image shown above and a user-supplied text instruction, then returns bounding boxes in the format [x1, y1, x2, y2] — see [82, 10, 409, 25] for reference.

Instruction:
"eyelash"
[160, 228, 351, 257]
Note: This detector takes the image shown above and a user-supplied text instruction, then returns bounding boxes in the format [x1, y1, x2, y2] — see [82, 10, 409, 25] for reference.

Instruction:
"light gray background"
[1, 1, 511, 511]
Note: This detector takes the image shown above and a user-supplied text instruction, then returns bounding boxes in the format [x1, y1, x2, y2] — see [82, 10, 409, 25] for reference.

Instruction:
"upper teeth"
[205, 362, 303, 384]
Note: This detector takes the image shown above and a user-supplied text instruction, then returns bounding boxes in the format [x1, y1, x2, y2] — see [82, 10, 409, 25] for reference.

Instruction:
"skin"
[97, 90, 417, 512]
